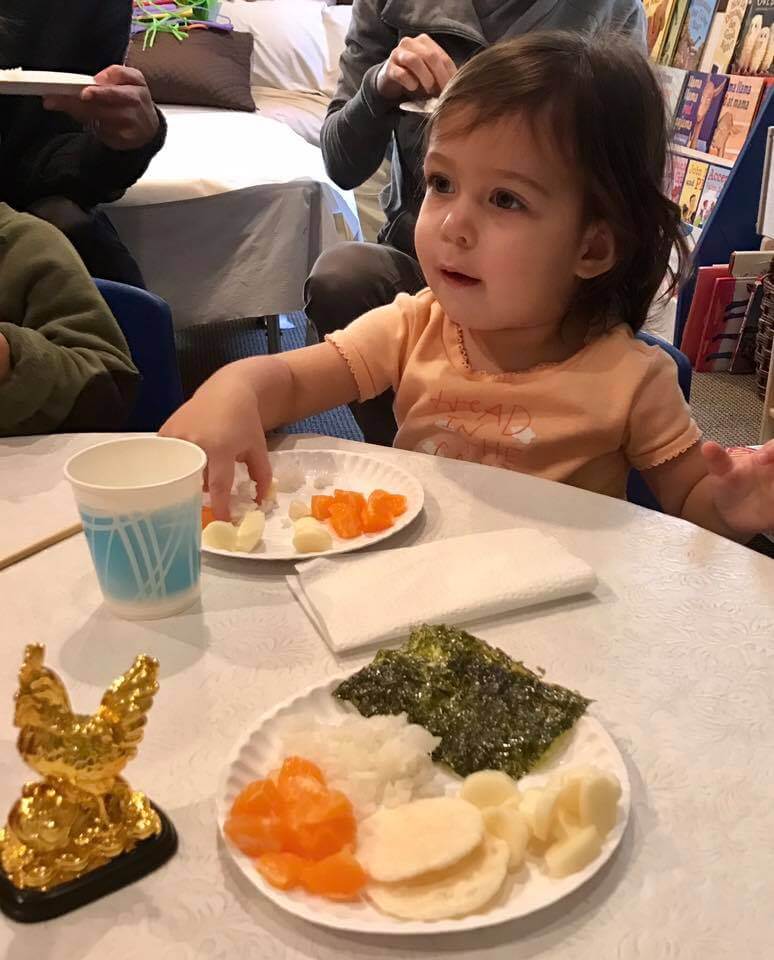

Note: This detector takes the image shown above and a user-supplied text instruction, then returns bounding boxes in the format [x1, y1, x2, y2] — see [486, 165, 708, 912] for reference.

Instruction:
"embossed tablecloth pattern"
[1, 434, 773, 959]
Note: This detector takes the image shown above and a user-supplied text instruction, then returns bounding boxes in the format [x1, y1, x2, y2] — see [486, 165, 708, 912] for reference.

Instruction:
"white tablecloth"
[1, 434, 773, 958]
[107, 107, 361, 328]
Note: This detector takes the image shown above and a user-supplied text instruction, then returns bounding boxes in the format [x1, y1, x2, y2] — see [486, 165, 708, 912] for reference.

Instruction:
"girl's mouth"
[440, 268, 481, 287]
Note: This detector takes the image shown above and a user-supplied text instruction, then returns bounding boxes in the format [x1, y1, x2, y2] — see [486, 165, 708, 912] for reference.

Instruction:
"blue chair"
[626, 332, 693, 511]
[95, 279, 184, 431]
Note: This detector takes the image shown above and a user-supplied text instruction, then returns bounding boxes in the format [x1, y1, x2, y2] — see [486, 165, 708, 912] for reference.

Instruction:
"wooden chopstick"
[0, 522, 84, 572]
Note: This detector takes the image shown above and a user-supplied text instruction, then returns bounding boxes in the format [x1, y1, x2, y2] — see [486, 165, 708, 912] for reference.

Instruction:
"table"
[1, 434, 773, 959]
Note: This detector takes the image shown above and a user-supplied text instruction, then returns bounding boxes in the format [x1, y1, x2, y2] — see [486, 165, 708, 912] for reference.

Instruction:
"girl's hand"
[159, 372, 272, 521]
[702, 441, 774, 535]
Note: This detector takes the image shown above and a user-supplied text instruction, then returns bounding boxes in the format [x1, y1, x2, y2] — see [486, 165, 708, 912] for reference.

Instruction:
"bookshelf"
[673, 145, 733, 169]
[674, 86, 774, 347]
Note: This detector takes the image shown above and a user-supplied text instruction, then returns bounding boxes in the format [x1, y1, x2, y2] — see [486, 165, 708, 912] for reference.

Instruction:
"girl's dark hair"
[425, 32, 688, 333]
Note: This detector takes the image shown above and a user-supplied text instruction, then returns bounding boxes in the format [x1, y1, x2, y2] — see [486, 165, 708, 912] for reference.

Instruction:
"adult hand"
[43, 66, 160, 151]
[159, 372, 272, 521]
[376, 34, 456, 101]
[703, 440, 774, 536]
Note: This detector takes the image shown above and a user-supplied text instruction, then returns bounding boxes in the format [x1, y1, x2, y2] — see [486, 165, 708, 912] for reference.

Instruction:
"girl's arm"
[160, 343, 360, 519]
[642, 441, 774, 541]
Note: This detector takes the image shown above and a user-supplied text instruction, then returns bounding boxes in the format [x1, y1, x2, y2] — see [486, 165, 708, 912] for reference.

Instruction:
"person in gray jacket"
[305, 0, 646, 444]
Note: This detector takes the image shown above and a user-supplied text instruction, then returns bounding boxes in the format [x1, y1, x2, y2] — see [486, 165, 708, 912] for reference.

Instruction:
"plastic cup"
[64, 437, 207, 619]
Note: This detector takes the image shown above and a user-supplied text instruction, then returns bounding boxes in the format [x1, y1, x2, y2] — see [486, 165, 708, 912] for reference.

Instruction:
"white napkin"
[287, 528, 597, 653]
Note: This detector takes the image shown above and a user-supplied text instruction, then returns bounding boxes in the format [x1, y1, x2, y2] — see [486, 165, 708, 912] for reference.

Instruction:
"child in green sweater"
[0, 202, 138, 435]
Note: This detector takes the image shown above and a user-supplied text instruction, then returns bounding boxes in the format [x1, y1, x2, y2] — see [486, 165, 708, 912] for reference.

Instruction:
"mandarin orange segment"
[361, 502, 393, 533]
[300, 848, 368, 901]
[329, 502, 363, 539]
[276, 773, 329, 809]
[333, 489, 367, 512]
[230, 778, 281, 818]
[284, 815, 356, 860]
[311, 495, 334, 521]
[256, 851, 308, 891]
[224, 812, 285, 857]
[201, 505, 216, 529]
[278, 756, 325, 789]
[369, 490, 407, 517]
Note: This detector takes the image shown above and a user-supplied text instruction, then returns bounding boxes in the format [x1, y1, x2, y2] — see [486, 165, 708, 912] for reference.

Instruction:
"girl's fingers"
[755, 440, 774, 466]
[702, 441, 734, 477]
[244, 446, 273, 501]
[207, 456, 236, 521]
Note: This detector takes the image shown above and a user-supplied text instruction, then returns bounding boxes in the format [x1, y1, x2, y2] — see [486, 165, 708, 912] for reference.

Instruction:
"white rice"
[277, 712, 444, 819]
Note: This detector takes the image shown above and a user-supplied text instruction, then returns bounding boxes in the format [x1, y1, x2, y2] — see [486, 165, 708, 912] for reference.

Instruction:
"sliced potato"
[367, 835, 508, 921]
[578, 771, 621, 837]
[288, 499, 311, 521]
[461, 770, 520, 810]
[292, 517, 333, 554]
[481, 805, 530, 871]
[544, 824, 601, 878]
[519, 785, 560, 842]
[551, 806, 581, 843]
[235, 509, 265, 552]
[202, 520, 237, 551]
[357, 797, 484, 883]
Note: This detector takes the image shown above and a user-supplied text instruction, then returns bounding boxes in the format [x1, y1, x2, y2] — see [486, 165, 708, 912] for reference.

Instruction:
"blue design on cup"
[79, 498, 201, 603]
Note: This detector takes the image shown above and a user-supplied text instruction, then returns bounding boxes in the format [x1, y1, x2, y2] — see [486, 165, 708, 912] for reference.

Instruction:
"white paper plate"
[399, 97, 439, 114]
[217, 676, 631, 935]
[0, 70, 94, 96]
[201, 450, 424, 562]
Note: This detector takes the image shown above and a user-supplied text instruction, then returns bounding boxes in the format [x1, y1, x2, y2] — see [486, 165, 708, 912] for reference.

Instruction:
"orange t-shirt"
[327, 289, 701, 499]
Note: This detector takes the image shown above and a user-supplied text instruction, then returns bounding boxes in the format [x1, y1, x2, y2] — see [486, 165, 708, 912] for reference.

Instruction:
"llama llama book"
[673, 70, 710, 143]
[694, 72, 731, 149]
[709, 74, 766, 161]
[673, 0, 721, 70]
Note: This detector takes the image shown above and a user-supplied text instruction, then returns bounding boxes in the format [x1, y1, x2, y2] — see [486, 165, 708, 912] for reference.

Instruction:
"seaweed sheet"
[334, 624, 590, 780]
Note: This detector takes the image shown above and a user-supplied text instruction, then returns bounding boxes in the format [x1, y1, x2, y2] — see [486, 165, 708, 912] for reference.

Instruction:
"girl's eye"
[491, 190, 525, 211]
[427, 174, 453, 194]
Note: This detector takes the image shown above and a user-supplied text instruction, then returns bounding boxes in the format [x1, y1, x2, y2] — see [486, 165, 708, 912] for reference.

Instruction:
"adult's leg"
[26, 197, 146, 289]
[304, 241, 425, 447]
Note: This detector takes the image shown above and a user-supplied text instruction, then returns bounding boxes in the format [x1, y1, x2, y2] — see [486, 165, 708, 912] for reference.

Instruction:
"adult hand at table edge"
[159, 376, 272, 521]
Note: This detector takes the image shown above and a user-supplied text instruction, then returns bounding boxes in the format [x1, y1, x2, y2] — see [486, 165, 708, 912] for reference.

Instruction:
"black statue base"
[0, 804, 177, 923]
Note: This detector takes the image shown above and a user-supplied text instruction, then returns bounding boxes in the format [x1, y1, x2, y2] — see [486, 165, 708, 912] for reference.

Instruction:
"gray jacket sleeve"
[320, 0, 400, 190]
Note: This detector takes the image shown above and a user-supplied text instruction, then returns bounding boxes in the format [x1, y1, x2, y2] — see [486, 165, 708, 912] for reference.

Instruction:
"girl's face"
[415, 111, 612, 335]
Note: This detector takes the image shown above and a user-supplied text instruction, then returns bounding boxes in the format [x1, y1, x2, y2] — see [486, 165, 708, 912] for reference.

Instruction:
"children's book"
[666, 153, 690, 201]
[646, 0, 681, 59]
[679, 263, 731, 361]
[673, 0, 721, 70]
[673, 70, 710, 143]
[658, 64, 689, 119]
[709, 74, 766, 160]
[693, 163, 731, 224]
[693, 72, 731, 149]
[678, 158, 710, 221]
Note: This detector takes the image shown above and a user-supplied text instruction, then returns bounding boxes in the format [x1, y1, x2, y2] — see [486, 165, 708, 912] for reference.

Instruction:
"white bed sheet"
[107, 105, 361, 327]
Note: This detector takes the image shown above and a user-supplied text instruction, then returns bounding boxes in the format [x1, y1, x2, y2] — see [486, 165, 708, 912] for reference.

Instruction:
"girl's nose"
[440, 203, 475, 249]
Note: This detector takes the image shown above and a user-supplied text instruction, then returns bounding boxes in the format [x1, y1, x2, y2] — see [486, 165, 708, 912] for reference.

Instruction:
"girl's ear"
[575, 221, 617, 280]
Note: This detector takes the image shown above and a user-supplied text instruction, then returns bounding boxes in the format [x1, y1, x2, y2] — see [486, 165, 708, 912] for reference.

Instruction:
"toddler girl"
[161, 32, 774, 541]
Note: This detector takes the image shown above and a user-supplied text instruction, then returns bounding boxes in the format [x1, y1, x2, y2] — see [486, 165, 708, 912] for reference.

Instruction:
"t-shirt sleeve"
[625, 346, 702, 471]
[325, 292, 420, 401]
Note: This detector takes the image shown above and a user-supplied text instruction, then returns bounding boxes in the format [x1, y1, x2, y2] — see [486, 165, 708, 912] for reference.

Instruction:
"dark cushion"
[126, 30, 256, 112]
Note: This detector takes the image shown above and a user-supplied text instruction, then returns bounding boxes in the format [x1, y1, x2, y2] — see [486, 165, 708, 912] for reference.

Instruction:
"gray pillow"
[126, 30, 256, 112]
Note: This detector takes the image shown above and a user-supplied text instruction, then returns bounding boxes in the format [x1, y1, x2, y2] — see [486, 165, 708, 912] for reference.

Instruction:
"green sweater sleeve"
[0, 209, 139, 436]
